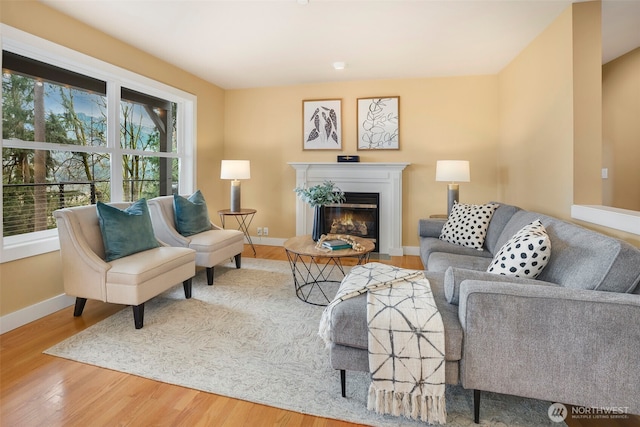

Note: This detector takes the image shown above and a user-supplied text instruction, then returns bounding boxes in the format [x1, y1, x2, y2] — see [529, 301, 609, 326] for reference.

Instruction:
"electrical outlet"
[257, 227, 262, 236]
[263, 227, 269, 236]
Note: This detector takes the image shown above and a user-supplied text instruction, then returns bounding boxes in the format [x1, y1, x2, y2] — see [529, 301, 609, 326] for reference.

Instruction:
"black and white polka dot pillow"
[487, 219, 551, 278]
[439, 202, 499, 250]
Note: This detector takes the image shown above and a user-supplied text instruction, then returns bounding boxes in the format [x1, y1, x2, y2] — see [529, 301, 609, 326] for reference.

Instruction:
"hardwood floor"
[1, 244, 637, 426]
[0, 245, 403, 427]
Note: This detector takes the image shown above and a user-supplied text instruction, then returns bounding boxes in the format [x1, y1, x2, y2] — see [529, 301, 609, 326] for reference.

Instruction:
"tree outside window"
[2, 51, 181, 238]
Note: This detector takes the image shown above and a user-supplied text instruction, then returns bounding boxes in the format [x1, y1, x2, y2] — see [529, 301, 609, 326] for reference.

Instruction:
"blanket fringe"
[317, 311, 331, 346]
[367, 384, 447, 425]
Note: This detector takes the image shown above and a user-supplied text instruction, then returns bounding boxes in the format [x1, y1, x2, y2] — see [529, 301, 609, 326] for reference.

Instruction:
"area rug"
[45, 259, 560, 426]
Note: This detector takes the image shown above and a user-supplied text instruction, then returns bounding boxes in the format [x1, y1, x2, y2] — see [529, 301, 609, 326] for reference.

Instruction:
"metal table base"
[285, 250, 371, 306]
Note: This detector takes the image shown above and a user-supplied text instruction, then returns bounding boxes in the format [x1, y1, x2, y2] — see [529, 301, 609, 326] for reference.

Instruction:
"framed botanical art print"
[357, 96, 400, 150]
[302, 99, 342, 150]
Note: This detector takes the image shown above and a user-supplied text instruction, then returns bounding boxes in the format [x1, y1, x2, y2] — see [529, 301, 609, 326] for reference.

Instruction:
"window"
[1, 26, 196, 262]
[120, 88, 179, 201]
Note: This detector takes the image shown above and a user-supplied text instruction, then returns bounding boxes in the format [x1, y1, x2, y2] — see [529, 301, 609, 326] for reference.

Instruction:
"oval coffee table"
[283, 235, 375, 306]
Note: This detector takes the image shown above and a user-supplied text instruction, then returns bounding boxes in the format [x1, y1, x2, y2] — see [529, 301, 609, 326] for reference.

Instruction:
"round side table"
[283, 235, 375, 306]
[218, 208, 257, 256]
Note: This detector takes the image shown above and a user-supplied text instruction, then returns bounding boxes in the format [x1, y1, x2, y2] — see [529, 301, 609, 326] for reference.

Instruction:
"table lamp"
[435, 160, 470, 216]
[220, 160, 251, 212]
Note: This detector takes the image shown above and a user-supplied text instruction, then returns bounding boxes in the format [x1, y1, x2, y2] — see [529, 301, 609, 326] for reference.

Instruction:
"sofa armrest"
[54, 210, 111, 301]
[418, 218, 446, 238]
[458, 281, 640, 413]
[444, 267, 558, 305]
[148, 200, 190, 247]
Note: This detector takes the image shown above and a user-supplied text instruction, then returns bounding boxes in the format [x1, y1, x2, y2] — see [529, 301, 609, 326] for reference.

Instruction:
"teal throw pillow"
[173, 190, 213, 237]
[96, 199, 160, 262]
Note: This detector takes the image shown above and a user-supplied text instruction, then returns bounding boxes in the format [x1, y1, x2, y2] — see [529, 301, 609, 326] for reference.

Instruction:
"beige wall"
[571, 1, 603, 205]
[602, 47, 640, 210]
[224, 76, 500, 246]
[0, 1, 226, 316]
[497, 2, 602, 218]
[497, 6, 575, 218]
[1, 252, 62, 313]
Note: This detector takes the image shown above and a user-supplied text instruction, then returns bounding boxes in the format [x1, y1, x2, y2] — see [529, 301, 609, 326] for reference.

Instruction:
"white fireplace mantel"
[289, 162, 410, 255]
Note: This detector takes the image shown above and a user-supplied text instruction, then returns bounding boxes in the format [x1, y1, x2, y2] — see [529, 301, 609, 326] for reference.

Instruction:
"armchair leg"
[73, 297, 87, 317]
[183, 278, 192, 299]
[206, 267, 214, 286]
[133, 303, 145, 329]
[340, 370, 346, 397]
[473, 389, 481, 423]
[235, 254, 242, 269]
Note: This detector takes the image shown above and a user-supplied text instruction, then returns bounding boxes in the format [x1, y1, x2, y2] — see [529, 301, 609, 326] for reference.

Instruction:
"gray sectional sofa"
[326, 202, 640, 422]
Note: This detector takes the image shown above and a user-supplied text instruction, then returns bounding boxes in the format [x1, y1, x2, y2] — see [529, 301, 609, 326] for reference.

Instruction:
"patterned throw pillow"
[487, 219, 551, 278]
[439, 202, 499, 250]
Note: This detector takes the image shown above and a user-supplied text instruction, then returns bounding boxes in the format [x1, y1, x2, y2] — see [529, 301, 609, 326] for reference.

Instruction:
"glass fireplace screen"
[322, 192, 379, 251]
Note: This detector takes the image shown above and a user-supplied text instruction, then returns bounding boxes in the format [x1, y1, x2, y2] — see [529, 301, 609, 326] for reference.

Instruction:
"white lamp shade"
[220, 160, 251, 180]
[435, 160, 470, 183]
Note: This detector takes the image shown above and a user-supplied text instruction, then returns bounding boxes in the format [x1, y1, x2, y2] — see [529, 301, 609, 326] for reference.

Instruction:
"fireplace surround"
[289, 162, 410, 255]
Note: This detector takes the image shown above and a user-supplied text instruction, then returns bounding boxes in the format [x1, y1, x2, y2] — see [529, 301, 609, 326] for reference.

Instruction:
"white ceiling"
[41, 0, 640, 90]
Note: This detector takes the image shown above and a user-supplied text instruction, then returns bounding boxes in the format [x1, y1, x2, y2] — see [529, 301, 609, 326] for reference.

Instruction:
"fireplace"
[322, 192, 379, 251]
[289, 162, 409, 255]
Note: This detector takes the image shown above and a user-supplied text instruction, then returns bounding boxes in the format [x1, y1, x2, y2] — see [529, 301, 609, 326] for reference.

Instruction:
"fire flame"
[340, 213, 354, 225]
[330, 213, 367, 236]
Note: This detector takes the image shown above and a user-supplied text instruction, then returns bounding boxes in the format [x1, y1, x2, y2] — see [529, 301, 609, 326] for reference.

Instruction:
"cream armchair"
[54, 203, 196, 329]
[148, 195, 244, 285]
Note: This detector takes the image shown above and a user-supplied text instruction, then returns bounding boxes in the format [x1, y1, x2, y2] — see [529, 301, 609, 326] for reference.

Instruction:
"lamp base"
[230, 181, 241, 212]
[447, 184, 459, 217]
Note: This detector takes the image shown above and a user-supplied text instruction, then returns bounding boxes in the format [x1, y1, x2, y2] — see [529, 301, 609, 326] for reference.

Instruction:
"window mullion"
[180, 100, 195, 193]
[2, 139, 112, 154]
[108, 81, 123, 202]
[0, 41, 4, 257]
[120, 149, 180, 158]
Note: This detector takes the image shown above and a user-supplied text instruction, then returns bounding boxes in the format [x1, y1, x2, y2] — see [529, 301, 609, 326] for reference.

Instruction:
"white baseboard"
[247, 236, 287, 247]
[403, 246, 420, 256]
[0, 293, 74, 334]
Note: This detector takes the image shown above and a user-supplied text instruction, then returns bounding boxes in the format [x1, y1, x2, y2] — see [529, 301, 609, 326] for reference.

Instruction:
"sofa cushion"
[418, 218, 447, 238]
[439, 202, 499, 250]
[188, 228, 245, 252]
[444, 266, 559, 305]
[493, 211, 542, 252]
[107, 246, 196, 285]
[498, 211, 640, 292]
[329, 271, 463, 362]
[96, 199, 159, 262]
[420, 236, 493, 270]
[173, 190, 213, 237]
[487, 220, 551, 278]
[484, 203, 521, 254]
[427, 251, 493, 273]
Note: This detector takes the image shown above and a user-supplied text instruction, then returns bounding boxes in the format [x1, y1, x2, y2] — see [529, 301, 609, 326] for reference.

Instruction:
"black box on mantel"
[337, 155, 360, 163]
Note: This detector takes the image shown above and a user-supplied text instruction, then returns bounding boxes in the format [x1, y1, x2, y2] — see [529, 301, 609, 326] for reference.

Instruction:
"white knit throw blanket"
[318, 262, 446, 424]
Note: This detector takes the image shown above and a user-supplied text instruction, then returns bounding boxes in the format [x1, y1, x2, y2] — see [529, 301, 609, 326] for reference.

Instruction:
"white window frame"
[0, 25, 197, 263]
